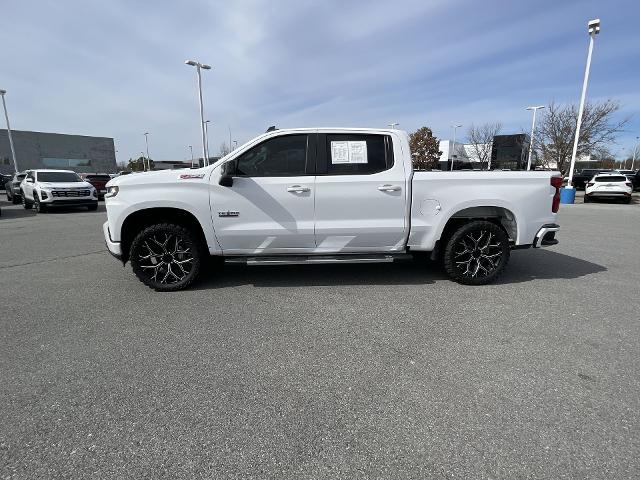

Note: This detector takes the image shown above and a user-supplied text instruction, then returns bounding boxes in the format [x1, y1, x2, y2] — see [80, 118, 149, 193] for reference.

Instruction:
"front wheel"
[130, 223, 204, 291]
[34, 195, 47, 213]
[21, 191, 32, 209]
[443, 220, 510, 285]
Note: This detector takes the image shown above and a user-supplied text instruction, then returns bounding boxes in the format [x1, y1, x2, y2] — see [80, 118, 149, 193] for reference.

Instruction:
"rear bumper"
[586, 191, 631, 197]
[533, 223, 560, 248]
[103, 221, 122, 260]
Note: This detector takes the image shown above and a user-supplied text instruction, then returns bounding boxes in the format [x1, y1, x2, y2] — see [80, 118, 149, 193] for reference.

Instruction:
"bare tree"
[466, 122, 501, 169]
[536, 100, 629, 174]
[219, 141, 231, 156]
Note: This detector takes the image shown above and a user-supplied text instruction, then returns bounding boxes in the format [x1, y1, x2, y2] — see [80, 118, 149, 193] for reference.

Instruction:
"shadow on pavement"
[498, 249, 606, 283]
[194, 249, 606, 290]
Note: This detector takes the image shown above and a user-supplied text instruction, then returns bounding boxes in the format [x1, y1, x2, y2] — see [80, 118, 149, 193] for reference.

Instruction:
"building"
[0, 129, 116, 175]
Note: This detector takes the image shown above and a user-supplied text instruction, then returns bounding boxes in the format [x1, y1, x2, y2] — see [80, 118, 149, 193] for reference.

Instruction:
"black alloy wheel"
[130, 223, 203, 291]
[443, 220, 510, 285]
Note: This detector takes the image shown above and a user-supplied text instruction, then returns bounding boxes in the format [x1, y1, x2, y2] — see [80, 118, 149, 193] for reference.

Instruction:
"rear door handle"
[377, 184, 401, 192]
[287, 185, 310, 193]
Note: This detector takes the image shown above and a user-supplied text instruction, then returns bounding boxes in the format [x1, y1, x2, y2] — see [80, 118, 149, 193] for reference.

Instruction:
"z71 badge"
[218, 211, 239, 217]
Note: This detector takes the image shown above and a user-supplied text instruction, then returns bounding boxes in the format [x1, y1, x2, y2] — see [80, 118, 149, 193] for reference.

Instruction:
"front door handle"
[287, 185, 310, 193]
[377, 184, 401, 192]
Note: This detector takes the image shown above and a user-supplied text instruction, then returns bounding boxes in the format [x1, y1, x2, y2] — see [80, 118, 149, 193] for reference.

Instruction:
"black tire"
[130, 223, 204, 291]
[21, 191, 32, 209]
[624, 197, 631, 204]
[34, 194, 47, 213]
[12, 194, 20, 204]
[87, 203, 98, 211]
[584, 195, 591, 203]
[443, 220, 510, 285]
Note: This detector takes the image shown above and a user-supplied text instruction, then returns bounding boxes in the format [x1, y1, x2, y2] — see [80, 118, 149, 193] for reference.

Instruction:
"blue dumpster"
[560, 187, 576, 204]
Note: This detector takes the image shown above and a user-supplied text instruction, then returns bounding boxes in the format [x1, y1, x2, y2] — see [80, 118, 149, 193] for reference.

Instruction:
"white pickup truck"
[103, 128, 561, 291]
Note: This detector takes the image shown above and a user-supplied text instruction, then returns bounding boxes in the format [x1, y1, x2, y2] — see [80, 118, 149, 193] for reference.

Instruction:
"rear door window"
[318, 134, 393, 175]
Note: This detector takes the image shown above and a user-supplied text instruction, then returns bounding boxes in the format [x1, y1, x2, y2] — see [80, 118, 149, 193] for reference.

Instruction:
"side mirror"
[219, 174, 233, 187]
[219, 161, 236, 187]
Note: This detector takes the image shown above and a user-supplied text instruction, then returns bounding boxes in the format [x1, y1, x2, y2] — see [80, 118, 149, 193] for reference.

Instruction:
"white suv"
[21, 169, 98, 213]
[584, 173, 633, 204]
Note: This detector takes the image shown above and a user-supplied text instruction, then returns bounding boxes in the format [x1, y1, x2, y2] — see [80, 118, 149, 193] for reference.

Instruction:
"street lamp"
[0, 89, 19, 173]
[189, 145, 194, 168]
[233, 140, 238, 150]
[143, 132, 151, 171]
[388, 122, 399, 129]
[525, 105, 545, 171]
[185, 59, 212, 165]
[450, 124, 462, 171]
[566, 19, 600, 196]
[204, 120, 211, 162]
[631, 136, 639, 171]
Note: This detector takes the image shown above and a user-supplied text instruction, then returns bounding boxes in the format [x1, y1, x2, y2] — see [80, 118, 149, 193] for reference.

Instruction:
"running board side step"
[224, 254, 412, 266]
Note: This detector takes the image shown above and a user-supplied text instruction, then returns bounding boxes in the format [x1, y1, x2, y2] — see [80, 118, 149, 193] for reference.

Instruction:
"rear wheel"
[443, 220, 510, 285]
[584, 195, 591, 203]
[130, 223, 203, 291]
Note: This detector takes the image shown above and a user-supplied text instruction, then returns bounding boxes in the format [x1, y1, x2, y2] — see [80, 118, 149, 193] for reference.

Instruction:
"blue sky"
[1, 0, 638, 163]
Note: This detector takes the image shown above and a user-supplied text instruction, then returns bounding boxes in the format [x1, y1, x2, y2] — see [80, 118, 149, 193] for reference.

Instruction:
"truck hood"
[106, 168, 208, 187]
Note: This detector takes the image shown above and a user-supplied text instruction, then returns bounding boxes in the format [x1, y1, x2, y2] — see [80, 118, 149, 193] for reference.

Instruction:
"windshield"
[37, 172, 82, 182]
[594, 175, 627, 182]
[86, 175, 111, 181]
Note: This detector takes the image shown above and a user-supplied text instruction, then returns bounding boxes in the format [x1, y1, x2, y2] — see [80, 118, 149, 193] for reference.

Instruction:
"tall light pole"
[0, 89, 19, 173]
[631, 136, 639, 171]
[185, 60, 212, 165]
[144, 132, 151, 171]
[189, 145, 194, 168]
[388, 122, 399, 129]
[233, 140, 238, 150]
[526, 105, 545, 171]
[450, 124, 462, 171]
[204, 120, 211, 162]
[567, 19, 600, 190]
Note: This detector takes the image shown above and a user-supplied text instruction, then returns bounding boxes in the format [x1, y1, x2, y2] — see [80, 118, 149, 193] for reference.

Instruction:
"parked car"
[4, 171, 27, 204]
[634, 170, 640, 191]
[80, 173, 112, 199]
[0, 173, 11, 190]
[103, 128, 562, 291]
[20, 169, 98, 213]
[584, 173, 633, 203]
[571, 169, 613, 190]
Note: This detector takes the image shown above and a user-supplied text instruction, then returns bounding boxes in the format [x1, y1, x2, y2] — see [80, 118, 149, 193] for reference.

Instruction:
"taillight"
[626, 182, 632, 187]
[551, 176, 562, 213]
[587, 182, 595, 187]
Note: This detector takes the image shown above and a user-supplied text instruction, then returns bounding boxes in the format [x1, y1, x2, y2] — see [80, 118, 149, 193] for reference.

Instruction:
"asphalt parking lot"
[1, 194, 639, 479]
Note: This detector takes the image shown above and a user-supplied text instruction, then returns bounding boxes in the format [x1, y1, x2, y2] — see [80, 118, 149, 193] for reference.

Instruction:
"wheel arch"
[431, 205, 519, 260]
[120, 207, 208, 263]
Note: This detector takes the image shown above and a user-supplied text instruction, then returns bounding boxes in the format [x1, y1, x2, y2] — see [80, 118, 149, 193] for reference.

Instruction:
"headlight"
[40, 190, 49, 199]
[105, 186, 119, 198]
